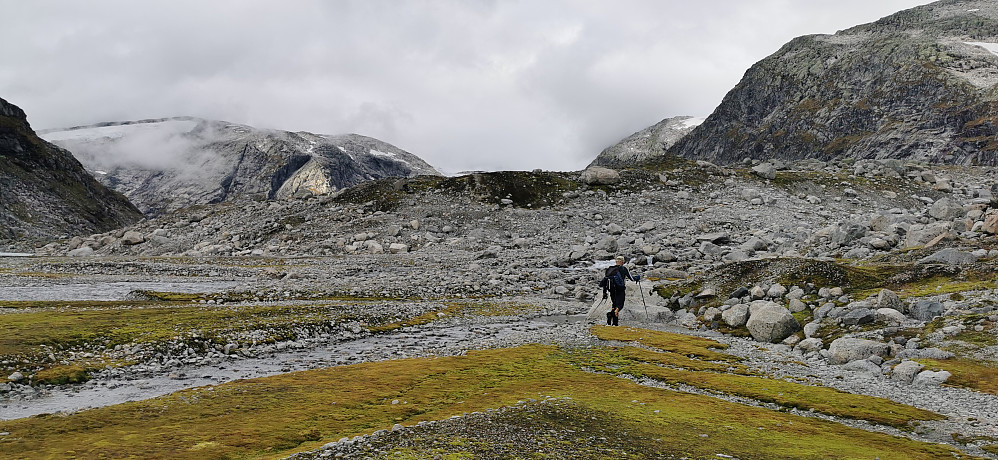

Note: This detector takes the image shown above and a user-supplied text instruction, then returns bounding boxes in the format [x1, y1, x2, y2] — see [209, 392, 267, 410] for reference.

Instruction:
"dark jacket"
[600, 265, 634, 293]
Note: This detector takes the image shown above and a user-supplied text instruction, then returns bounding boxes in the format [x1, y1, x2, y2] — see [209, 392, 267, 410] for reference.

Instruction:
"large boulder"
[68, 246, 95, 257]
[745, 303, 800, 343]
[904, 222, 950, 248]
[795, 337, 824, 354]
[843, 359, 883, 378]
[910, 300, 944, 321]
[875, 308, 907, 324]
[721, 303, 749, 327]
[891, 360, 924, 384]
[876, 289, 904, 312]
[121, 231, 146, 245]
[913, 370, 952, 386]
[917, 248, 979, 266]
[752, 163, 776, 179]
[928, 198, 964, 220]
[840, 308, 875, 326]
[580, 167, 621, 185]
[827, 338, 890, 365]
[982, 214, 998, 235]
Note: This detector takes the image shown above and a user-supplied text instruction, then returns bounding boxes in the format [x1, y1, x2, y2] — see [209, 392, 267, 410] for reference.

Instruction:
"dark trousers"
[606, 289, 625, 325]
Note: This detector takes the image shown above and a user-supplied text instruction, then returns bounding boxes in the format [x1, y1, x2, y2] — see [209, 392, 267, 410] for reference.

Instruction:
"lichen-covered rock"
[795, 337, 823, 354]
[746, 303, 800, 343]
[121, 231, 146, 245]
[876, 289, 904, 312]
[910, 300, 944, 321]
[828, 338, 889, 365]
[721, 303, 749, 327]
[579, 167, 620, 185]
[891, 360, 924, 384]
[875, 308, 906, 325]
[913, 370, 952, 386]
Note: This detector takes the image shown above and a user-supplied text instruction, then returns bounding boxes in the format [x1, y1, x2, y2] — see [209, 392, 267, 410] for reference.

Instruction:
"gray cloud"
[1, 0, 934, 172]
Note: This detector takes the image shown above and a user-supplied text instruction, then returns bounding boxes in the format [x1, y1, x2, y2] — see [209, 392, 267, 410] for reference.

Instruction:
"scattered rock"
[917, 248, 979, 265]
[891, 360, 924, 384]
[745, 303, 800, 343]
[121, 231, 146, 245]
[910, 300, 943, 321]
[912, 370, 952, 386]
[580, 167, 621, 185]
[721, 304, 749, 328]
[827, 338, 889, 365]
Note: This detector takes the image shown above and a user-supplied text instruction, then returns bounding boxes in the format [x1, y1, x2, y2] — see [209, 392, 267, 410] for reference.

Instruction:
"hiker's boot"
[606, 311, 614, 325]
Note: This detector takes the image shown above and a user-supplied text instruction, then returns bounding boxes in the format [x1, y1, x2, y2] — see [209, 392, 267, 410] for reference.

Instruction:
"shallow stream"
[0, 281, 240, 301]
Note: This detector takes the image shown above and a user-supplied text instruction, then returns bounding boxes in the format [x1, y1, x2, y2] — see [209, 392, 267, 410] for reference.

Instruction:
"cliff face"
[671, 0, 998, 166]
[0, 97, 141, 247]
[588, 116, 703, 168]
[41, 119, 441, 216]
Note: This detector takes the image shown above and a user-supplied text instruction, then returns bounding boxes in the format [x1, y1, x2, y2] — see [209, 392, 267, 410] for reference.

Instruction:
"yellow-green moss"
[0, 345, 960, 459]
[591, 325, 737, 363]
[920, 358, 998, 397]
[32, 364, 91, 385]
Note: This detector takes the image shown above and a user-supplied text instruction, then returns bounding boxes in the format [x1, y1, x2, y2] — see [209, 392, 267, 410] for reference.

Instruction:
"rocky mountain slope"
[588, 116, 703, 168]
[670, 0, 998, 166]
[0, 97, 141, 249]
[40, 118, 441, 216]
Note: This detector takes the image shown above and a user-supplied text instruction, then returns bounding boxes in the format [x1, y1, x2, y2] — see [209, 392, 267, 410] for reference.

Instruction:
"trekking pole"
[637, 280, 649, 322]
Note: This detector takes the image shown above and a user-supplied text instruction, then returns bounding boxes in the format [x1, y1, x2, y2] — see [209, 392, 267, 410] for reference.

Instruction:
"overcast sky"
[1, 0, 934, 173]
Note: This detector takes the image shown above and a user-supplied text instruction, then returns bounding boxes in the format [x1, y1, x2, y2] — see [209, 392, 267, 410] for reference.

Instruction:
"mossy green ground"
[921, 358, 998, 397]
[0, 328, 961, 459]
[0, 298, 546, 382]
[0, 303, 350, 358]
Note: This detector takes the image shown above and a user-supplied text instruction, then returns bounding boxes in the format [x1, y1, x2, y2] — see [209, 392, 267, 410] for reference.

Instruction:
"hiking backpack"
[602, 266, 626, 290]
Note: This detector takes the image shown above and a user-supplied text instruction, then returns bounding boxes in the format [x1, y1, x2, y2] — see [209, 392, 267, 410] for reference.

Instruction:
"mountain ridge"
[40, 117, 441, 216]
[0, 97, 142, 249]
[663, 0, 998, 166]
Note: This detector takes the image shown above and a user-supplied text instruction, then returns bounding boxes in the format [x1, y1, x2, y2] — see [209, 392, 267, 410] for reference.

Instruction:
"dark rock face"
[589, 116, 702, 168]
[40, 118, 441, 216]
[671, 1, 998, 166]
[0, 97, 141, 247]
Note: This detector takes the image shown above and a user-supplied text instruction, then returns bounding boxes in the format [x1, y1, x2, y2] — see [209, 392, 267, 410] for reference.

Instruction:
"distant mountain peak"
[40, 118, 441, 216]
[588, 116, 704, 168]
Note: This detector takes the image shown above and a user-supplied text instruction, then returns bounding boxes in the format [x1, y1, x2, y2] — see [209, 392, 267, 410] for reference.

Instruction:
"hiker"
[600, 256, 640, 326]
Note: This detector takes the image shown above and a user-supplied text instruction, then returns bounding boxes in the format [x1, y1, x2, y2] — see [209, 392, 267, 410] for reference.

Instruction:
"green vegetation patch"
[625, 364, 942, 429]
[32, 364, 92, 385]
[920, 358, 998, 397]
[0, 303, 348, 358]
[0, 345, 959, 459]
[591, 325, 737, 363]
[586, 327, 940, 430]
